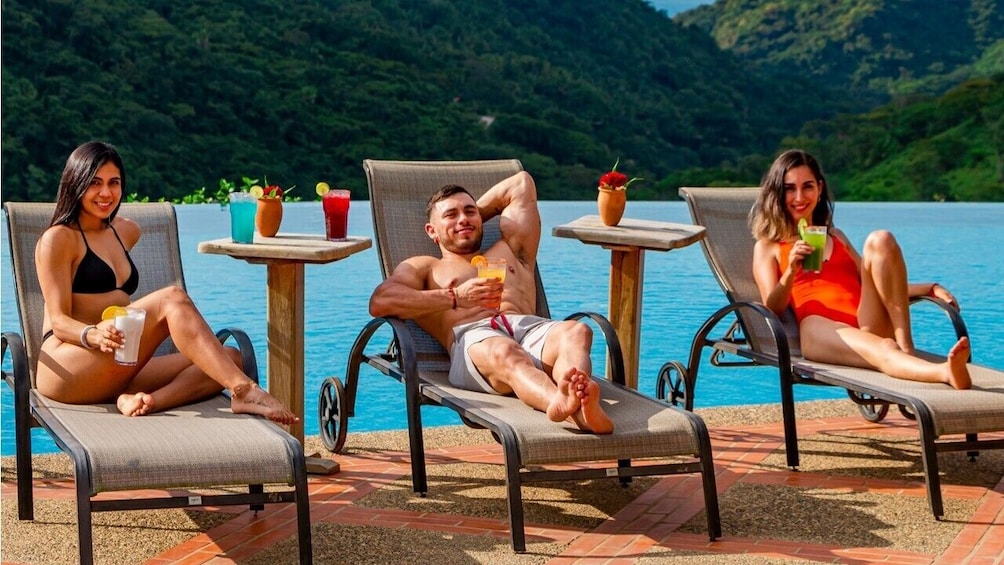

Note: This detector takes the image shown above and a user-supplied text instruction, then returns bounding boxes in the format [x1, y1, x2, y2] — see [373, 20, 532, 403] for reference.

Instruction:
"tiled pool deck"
[2, 401, 1002, 564]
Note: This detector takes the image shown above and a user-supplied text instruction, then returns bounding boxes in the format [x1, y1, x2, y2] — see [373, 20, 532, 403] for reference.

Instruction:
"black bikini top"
[71, 225, 140, 295]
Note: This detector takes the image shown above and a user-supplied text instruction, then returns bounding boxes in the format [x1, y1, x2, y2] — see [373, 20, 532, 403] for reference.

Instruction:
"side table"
[553, 215, 705, 389]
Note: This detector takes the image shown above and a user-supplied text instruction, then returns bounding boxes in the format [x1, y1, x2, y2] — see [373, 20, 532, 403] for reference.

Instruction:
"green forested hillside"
[659, 73, 1004, 201]
[675, 0, 1004, 99]
[5, 0, 1002, 203]
[790, 75, 1004, 201]
[1, 0, 840, 202]
[665, 0, 1004, 201]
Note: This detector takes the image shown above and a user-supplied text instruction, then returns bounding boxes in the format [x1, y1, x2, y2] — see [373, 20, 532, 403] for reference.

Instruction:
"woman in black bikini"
[35, 141, 297, 422]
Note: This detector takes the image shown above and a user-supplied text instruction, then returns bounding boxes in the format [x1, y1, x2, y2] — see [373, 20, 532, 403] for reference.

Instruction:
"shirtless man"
[369, 171, 614, 433]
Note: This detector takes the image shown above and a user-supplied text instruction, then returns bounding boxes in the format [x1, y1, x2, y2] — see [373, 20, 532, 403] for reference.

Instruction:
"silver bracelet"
[80, 325, 97, 349]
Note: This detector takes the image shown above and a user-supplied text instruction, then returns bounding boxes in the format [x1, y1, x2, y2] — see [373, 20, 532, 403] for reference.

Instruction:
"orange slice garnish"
[101, 306, 128, 320]
[470, 255, 487, 268]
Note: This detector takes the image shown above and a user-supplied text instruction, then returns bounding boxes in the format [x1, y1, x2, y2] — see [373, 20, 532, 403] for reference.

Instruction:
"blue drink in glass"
[229, 192, 257, 243]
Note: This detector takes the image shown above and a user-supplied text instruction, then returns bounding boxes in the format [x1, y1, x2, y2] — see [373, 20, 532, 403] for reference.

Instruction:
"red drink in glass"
[322, 189, 350, 241]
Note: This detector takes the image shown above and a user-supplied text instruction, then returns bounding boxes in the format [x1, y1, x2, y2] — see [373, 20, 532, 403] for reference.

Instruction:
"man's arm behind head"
[477, 171, 541, 266]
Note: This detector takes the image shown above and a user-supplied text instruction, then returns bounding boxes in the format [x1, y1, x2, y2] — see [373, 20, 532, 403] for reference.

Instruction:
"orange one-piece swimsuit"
[777, 236, 862, 327]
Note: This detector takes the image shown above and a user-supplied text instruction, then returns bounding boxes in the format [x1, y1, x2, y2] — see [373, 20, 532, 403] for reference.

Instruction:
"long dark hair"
[749, 149, 833, 241]
[50, 141, 126, 227]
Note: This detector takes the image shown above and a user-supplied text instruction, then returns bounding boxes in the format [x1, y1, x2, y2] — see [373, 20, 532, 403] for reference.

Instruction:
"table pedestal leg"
[266, 262, 340, 474]
[266, 262, 306, 442]
[607, 247, 645, 389]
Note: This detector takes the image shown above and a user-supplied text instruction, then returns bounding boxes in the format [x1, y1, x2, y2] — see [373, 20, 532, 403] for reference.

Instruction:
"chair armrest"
[2, 330, 31, 409]
[694, 301, 794, 370]
[214, 328, 260, 385]
[382, 317, 420, 380]
[909, 295, 969, 340]
[564, 311, 626, 386]
[345, 317, 420, 384]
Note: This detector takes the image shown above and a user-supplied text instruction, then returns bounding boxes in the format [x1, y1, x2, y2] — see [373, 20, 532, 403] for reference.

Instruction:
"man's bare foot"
[569, 373, 614, 435]
[117, 392, 154, 417]
[944, 337, 972, 390]
[546, 368, 583, 423]
[231, 382, 300, 424]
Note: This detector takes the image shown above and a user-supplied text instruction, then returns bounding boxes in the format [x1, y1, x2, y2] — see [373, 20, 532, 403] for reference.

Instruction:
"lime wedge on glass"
[798, 218, 808, 239]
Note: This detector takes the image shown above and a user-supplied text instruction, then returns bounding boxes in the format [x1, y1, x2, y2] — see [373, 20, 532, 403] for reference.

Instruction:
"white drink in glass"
[114, 308, 146, 366]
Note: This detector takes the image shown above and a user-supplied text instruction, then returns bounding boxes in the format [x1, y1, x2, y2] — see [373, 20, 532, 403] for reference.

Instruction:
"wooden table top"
[197, 234, 372, 264]
[551, 215, 705, 251]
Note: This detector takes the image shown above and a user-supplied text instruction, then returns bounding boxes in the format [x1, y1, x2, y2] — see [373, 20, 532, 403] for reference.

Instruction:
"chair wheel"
[656, 361, 688, 407]
[318, 377, 348, 453]
[897, 404, 916, 420]
[849, 391, 889, 422]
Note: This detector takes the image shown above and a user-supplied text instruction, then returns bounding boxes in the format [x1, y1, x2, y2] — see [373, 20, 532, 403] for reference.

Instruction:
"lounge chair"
[2, 202, 312, 564]
[659, 186, 1004, 519]
[315, 159, 721, 552]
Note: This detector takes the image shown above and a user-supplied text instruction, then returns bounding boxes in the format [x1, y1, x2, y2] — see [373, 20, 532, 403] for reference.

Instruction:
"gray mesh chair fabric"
[2, 202, 312, 564]
[347, 160, 720, 552]
[675, 186, 1004, 519]
[418, 371, 703, 465]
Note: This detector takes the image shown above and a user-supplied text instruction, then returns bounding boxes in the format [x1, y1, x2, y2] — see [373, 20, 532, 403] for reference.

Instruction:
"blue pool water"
[3, 200, 1002, 456]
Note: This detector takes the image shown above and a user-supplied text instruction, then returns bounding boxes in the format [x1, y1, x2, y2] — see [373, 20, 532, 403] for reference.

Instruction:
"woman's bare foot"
[231, 382, 300, 424]
[546, 368, 583, 423]
[117, 392, 154, 417]
[569, 372, 614, 434]
[944, 337, 972, 390]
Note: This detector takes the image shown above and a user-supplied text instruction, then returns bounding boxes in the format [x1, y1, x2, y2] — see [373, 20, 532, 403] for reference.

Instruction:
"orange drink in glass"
[477, 257, 506, 309]
[478, 257, 507, 282]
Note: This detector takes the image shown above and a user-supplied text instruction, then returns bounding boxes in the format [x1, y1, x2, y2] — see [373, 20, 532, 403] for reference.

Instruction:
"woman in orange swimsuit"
[749, 149, 971, 389]
[35, 141, 299, 421]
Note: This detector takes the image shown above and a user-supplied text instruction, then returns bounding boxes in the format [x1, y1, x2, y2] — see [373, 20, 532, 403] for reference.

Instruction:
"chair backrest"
[4, 202, 185, 384]
[363, 159, 551, 364]
[678, 187, 801, 357]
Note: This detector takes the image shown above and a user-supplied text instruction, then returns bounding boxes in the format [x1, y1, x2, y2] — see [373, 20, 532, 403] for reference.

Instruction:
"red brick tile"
[616, 537, 658, 557]
[244, 524, 298, 548]
[837, 547, 933, 565]
[935, 544, 977, 564]
[167, 550, 223, 565]
[198, 531, 256, 554]
[209, 542, 264, 563]
[655, 531, 719, 551]
[151, 542, 207, 562]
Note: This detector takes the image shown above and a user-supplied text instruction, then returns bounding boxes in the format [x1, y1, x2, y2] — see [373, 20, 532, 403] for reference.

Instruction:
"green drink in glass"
[801, 225, 827, 273]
